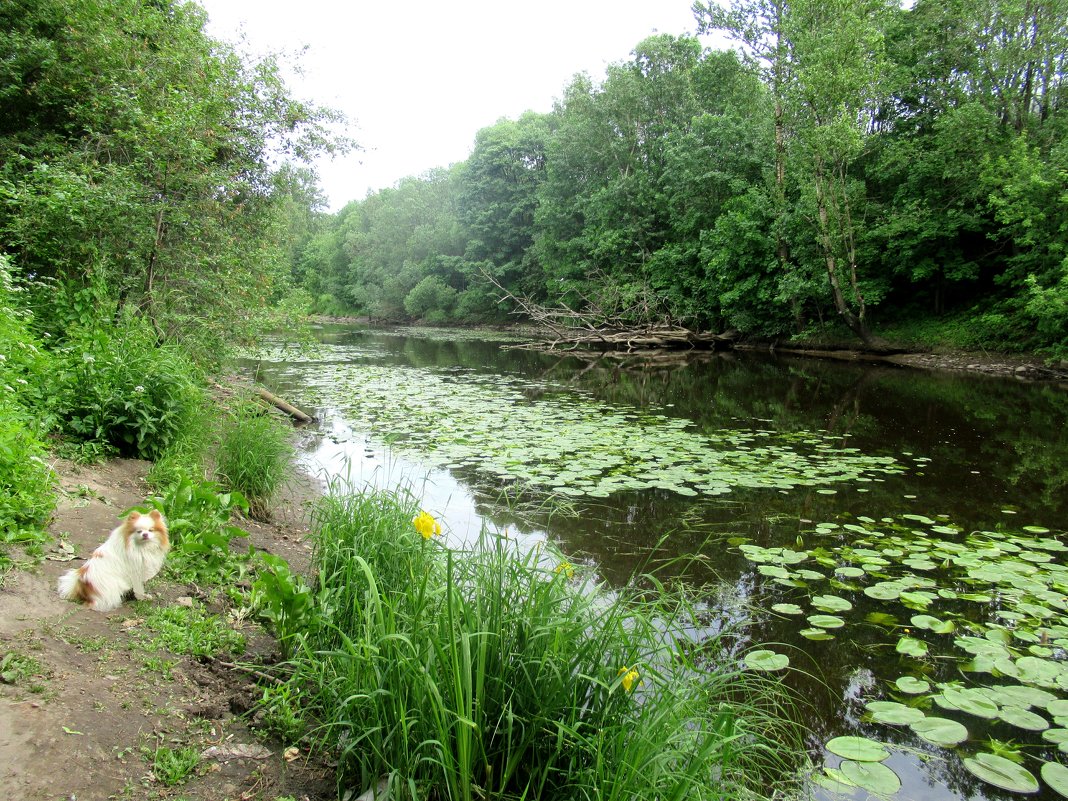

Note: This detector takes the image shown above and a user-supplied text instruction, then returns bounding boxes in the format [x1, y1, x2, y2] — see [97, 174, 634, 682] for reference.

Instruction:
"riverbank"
[0, 456, 331, 801]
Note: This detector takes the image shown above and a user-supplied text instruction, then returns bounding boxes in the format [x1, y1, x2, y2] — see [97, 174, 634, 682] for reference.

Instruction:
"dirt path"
[0, 458, 332, 801]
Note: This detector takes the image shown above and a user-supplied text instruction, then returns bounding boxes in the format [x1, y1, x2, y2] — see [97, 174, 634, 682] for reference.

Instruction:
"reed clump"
[279, 488, 801, 801]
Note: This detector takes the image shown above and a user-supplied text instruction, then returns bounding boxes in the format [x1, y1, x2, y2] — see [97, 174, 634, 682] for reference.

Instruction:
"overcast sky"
[196, 0, 711, 210]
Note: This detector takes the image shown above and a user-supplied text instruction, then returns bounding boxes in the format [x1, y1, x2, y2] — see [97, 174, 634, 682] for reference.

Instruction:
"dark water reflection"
[243, 324, 1068, 801]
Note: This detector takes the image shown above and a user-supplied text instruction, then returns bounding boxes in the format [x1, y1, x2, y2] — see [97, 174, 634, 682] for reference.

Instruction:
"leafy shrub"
[0, 257, 55, 553]
[0, 409, 54, 548]
[214, 403, 293, 520]
[50, 318, 205, 460]
[146, 477, 250, 585]
[254, 683, 307, 744]
[251, 551, 316, 657]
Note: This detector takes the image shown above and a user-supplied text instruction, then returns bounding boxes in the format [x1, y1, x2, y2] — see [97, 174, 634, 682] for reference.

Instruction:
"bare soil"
[0, 458, 333, 801]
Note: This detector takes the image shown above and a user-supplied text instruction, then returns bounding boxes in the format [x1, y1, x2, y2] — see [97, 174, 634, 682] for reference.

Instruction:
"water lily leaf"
[1042, 762, 1068, 799]
[984, 685, 1056, 709]
[896, 676, 931, 695]
[800, 628, 836, 641]
[866, 612, 898, 626]
[1016, 656, 1063, 687]
[1047, 700, 1068, 717]
[745, 650, 789, 672]
[896, 636, 929, 658]
[811, 594, 853, 613]
[838, 760, 901, 795]
[909, 716, 968, 746]
[808, 614, 845, 629]
[1044, 729, 1068, 745]
[910, 614, 955, 634]
[939, 687, 999, 718]
[825, 736, 890, 762]
[771, 603, 804, 615]
[812, 767, 858, 793]
[963, 752, 1040, 793]
[998, 706, 1050, 731]
[835, 566, 866, 579]
[866, 700, 926, 725]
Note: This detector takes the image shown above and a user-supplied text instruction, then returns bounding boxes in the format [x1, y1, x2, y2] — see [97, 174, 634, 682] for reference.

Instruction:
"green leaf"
[866, 700, 926, 725]
[771, 603, 804, 615]
[745, 649, 789, 672]
[808, 614, 845, 629]
[825, 736, 890, 762]
[962, 752, 1039, 793]
[909, 716, 968, 746]
[998, 706, 1050, 731]
[838, 760, 901, 795]
[896, 636, 929, 657]
[895, 676, 931, 695]
[1042, 762, 1068, 798]
[811, 594, 852, 612]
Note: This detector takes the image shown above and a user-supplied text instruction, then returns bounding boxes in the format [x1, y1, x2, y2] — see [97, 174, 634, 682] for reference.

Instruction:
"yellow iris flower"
[412, 510, 442, 539]
[618, 666, 640, 692]
[554, 562, 575, 579]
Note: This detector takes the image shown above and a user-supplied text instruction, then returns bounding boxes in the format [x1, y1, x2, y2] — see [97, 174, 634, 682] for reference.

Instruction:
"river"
[241, 323, 1068, 801]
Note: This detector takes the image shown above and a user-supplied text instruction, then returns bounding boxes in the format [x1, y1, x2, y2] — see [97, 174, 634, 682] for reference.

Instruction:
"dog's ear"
[125, 510, 140, 524]
[148, 509, 163, 524]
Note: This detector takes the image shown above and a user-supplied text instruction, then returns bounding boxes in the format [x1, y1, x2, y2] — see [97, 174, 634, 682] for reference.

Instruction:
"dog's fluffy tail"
[57, 566, 94, 604]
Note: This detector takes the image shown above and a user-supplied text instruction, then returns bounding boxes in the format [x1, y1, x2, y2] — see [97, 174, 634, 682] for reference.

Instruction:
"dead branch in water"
[479, 268, 736, 352]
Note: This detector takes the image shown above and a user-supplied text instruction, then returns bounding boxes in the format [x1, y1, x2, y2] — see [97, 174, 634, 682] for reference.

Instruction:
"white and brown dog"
[58, 510, 170, 611]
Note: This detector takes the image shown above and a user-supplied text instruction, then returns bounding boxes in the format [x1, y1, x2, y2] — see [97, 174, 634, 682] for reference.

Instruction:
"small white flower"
[42, 332, 51, 338]
[15, 378, 27, 385]
[0, 354, 6, 361]
[3, 385, 13, 393]
[82, 354, 95, 363]
[134, 385, 145, 393]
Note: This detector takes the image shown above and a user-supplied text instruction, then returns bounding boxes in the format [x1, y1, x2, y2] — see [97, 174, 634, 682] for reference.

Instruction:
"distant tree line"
[298, 0, 1067, 353]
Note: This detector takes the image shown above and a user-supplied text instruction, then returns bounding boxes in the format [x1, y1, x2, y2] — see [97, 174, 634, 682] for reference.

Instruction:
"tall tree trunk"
[813, 158, 872, 346]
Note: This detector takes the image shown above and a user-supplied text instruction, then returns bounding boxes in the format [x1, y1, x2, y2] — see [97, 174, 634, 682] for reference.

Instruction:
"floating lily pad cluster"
[285, 362, 903, 499]
[738, 515, 1068, 798]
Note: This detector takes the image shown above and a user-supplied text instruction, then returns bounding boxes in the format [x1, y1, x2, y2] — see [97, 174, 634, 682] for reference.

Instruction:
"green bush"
[214, 402, 293, 520]
[146, 476, 250, 585]
[0, 407, 54, 553]
[0, 256, 55, 553]
[50, 318, 205, 460]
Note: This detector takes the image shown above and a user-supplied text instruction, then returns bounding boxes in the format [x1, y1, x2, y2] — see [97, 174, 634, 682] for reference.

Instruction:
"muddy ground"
[0, 458, 332, 801]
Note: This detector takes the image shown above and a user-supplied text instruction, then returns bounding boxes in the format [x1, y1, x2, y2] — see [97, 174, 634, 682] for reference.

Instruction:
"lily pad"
[1042, 762, 1068, 799]
[909, 716, 968, 746]
[998, 706, 1050, 731]
[838, 760, 902, 795]
[745, 650, 789, 672]
[963, 752, 1040, 793]
[808, 614, 845, 629]
[896, 636, 929, 658]
[938, 687, 1000, 719]
[866, 700, 926, 725]
[895, 676, 931, 695]
[771, 602, 804, 615]
[811, 594, 853, 613]
[825, 736, 890, 762]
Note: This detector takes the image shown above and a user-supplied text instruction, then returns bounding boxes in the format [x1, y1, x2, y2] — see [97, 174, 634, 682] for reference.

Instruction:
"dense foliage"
[298, 2, 1068, 354]
[0, 0, 333, 550]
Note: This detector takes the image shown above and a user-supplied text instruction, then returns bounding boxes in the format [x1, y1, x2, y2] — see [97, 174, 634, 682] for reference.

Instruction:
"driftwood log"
[255, 387, 315, 424]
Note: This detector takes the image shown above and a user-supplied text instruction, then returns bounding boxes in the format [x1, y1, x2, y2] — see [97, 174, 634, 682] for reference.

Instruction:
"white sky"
[197, 0, 711, 210]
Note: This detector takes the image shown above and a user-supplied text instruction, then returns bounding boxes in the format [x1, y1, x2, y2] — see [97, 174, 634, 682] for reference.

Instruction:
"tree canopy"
[297, 4, 1067, 355]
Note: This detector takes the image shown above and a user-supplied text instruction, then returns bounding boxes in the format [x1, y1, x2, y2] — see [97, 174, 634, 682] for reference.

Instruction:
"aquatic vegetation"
[284, 362, 903, 500]
[736, 514, 1068, 797]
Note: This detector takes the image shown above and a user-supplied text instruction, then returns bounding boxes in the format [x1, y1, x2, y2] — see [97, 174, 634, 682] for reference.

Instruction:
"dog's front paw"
[134, 591, 153, 601]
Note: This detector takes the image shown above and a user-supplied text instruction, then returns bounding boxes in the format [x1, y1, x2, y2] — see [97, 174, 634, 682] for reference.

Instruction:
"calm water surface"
[242, 324, 1068, 801]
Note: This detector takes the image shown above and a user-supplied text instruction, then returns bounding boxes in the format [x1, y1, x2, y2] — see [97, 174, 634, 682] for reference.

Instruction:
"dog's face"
[124, 510, 170, 550]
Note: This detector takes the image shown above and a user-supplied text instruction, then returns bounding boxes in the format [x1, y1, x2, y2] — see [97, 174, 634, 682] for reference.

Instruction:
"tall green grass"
[214, 402, 293, 520]
[281, 488, 803, 801]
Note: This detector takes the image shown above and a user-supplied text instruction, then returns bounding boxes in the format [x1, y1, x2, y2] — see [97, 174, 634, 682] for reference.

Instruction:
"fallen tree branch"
[478, 267, 736, 352]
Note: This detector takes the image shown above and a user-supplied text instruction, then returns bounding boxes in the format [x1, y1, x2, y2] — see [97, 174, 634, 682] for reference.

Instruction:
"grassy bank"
[256, 488, 804, 801]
